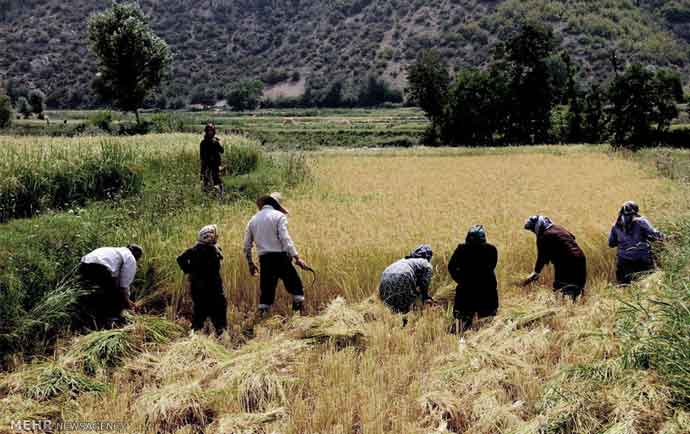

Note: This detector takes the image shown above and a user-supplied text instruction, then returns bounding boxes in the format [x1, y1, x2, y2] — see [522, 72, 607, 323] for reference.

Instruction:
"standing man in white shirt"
[244, 192, 310, 315]
[79, 244, 143, 328]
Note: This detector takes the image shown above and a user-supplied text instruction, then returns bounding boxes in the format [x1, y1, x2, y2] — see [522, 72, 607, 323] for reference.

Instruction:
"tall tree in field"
[0, 94, 12, 129]
[28, 89, 45, 117]
[407, 49, 450, 144]
[88, 2, 172, 123]
[608, 64, 683, 149]
[497, 22, 559, 144]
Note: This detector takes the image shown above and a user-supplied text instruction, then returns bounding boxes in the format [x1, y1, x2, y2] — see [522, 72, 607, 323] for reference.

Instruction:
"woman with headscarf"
[523, 215, 587, 300]
[379, 245, 434, 314]
[448, 225, 498, 331]
[609, 201, 664, 284]
[177, 224, 227, 334]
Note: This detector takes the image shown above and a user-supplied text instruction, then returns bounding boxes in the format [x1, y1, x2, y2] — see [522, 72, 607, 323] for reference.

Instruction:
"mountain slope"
[1, 0, 689, 108]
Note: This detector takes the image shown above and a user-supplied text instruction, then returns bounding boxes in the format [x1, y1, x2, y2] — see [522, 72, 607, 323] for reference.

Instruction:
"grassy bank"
[0, 134, 309, 367]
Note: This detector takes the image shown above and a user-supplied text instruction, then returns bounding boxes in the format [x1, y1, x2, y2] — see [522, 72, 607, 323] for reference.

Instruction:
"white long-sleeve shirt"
[243, 205, 299, 261]
[81, 247, 137, 289]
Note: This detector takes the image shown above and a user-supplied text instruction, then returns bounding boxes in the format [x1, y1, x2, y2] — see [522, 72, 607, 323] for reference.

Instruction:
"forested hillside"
[1, 0, 689, 108]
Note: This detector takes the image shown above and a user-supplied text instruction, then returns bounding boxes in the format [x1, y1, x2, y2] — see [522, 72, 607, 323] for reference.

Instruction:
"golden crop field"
[3, 145, 690, 434]
[198, 148, 689, 314]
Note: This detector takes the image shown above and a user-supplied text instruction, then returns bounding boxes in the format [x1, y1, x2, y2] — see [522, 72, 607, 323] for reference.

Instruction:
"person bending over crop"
[448, 225, 498, 332]
[244, 193, 310, 315]
[609, 201, 664, 285]
[177, 224, 227, 335]
[200, 123, 224, 193]
[523, 215, 587, 300]
[79, 244, 143, 328]
[379, 245, 435, 314]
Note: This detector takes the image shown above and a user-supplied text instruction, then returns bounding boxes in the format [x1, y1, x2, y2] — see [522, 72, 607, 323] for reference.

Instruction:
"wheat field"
[3, 146, 690, 434]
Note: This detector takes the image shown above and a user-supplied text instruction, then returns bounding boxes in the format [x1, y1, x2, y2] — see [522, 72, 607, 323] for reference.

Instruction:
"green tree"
[88, 2, 172, 123]
[444, 68, 504, 146]
[28, 89, 45, 117]
[0, 94, 13, 128]
[497, 22, 559, 144]
[16, 96, 31, 118]
[406, 49, 450, 143]
[608, 64, 684, 149]
[582, 84, 607, 144]
[225, 80, 264, 111]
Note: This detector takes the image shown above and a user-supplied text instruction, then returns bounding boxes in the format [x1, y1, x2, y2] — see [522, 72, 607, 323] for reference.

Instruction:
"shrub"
[0, 94, 12, 128]
[150, 112, 187, 133]
[16, 96, 31, 118]
[89, 111, 113, 132]
[27, 89, 46, 117]
[225, 145, 261, 176]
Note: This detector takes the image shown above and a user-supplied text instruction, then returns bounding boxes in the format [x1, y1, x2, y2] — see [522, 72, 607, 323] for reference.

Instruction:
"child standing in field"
[379, 245, 435, 314]
[609, 201, 664, 284]
[523, 215, 587, 300]
[200, 123, 224, 193]
[243, 193, 311, 315]
[177, 224, 227, 335]
[448, 225, 498, 332]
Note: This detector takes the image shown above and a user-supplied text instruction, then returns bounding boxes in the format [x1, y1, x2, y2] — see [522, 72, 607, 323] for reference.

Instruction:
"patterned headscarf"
[406, 244, 433, 261]
[617, 201, 641, 233]
[197, 224, 223, 258]
[524, 215, 554, 235]
[466, 225, 487, 245]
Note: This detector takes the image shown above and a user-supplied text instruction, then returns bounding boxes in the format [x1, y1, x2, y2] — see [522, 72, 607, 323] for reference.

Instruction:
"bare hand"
[295, 257, 309, 270]
[249, 263, 259, 277]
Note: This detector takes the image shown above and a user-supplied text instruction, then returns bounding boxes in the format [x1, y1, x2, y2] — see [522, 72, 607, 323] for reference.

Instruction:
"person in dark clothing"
[200, 123, 224, 193]
[379, 245, 435, 314]
[609, 201, 664, 284]
[523, 215, 587, 300]
[448, 225, 498, 332]
[177, 224, 227, 334]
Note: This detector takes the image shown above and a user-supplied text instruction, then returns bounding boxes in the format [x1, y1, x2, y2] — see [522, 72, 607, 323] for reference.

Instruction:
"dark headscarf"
[466, 225, 487, 245]
[204, 123, 216, 137]
[617, 201, 640, 233]
[406, 244, 433, 261]
[524, 215, 553, 236]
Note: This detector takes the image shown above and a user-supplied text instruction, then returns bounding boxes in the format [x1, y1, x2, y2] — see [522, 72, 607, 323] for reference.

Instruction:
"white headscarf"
[197, 224, 223, 258]
[524, 215, 554, 236]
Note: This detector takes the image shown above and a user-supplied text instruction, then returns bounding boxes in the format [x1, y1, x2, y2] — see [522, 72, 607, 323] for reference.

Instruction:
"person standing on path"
[200, 123, 224, 193]
[177, 224, 228, 335]
[448, 225, 499, 331]
[523, 215, 587, 300]
[243, 193, 310, 315]
[609, 201, 664, 284]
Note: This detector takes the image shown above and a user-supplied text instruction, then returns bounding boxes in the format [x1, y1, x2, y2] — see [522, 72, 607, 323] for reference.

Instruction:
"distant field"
[10, 108, 428, 149]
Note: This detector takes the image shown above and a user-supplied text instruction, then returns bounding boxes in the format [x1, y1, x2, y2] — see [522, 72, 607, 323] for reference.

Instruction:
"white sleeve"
[277, 215, 299, 257]
[118, 252, 137, 289]
[243, 220, 254, 262]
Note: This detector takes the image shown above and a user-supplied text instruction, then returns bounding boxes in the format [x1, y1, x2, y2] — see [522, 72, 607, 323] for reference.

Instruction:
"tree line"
[407, 21, 686, 150]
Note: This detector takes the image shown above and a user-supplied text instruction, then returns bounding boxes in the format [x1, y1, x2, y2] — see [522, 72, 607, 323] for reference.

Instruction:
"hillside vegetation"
[1, 0, 689, 108]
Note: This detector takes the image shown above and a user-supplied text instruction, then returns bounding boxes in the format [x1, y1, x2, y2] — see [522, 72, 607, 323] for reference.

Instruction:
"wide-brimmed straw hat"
[258, 192, 289, 214]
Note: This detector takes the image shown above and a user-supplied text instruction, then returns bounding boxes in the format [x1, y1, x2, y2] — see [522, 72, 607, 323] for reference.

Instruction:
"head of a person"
[256, 192, 289, 214]
[618, 200, 640, 230]
[204, 123, 216, 138]
[466, 225, 487, 245]
[524, 215, 553, 235]
[198, 224, 219, 245]
[405, 244, 433, 262]
[127, 244, 144, 261]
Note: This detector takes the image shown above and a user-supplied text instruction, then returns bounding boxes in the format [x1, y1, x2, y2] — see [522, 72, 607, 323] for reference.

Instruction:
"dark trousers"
[259, 253, 304, 307]
[201, 165, 222, 190]
[191, 287, 227, 334]
[554, 255, 587, 300]
[616, 257, 654, 285]
[78, 262, 126, 327]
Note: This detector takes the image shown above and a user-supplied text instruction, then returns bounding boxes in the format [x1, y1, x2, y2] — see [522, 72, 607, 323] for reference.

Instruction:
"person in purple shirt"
[609, 201, 664, 284]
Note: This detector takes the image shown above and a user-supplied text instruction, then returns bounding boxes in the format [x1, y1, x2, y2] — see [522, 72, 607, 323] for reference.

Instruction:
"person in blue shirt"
[608, 201, 664, 284]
